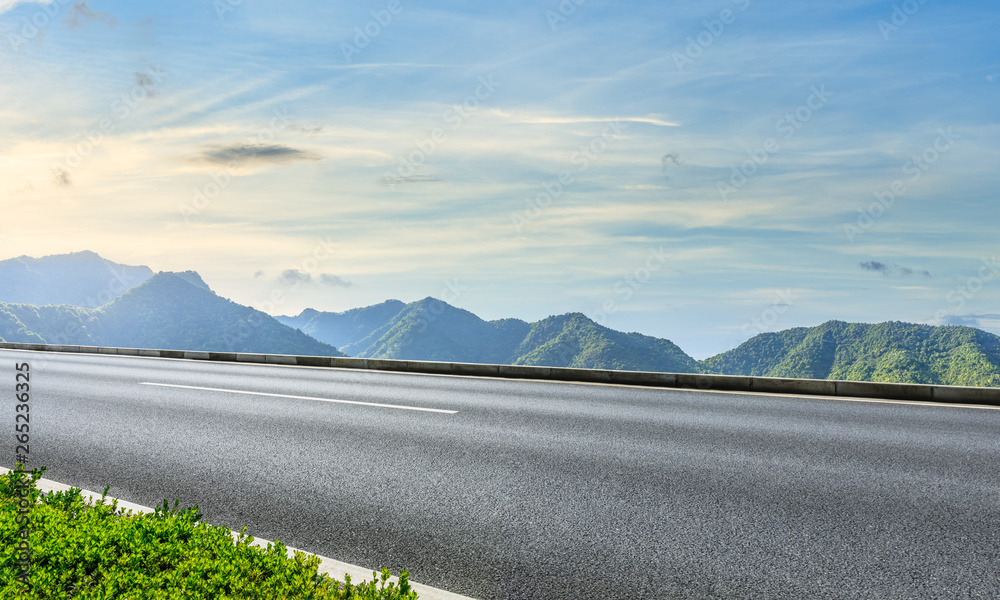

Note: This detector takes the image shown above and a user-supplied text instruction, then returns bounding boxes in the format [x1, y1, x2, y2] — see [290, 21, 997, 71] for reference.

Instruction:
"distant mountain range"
[277, 298, 700, 373]
[0, 268, 342, 356]
[1, 251, 999, 387]
[279, 300, 1000, 388]
[0, 250, 153, 307]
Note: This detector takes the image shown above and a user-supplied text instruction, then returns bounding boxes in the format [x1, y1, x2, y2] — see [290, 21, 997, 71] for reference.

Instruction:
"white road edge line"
[0, 467, 478, 600]
[140, 382, 458, 414]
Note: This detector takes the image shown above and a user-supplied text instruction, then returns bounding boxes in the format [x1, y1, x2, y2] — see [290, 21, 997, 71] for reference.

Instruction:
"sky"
[0, 0, 998, 359]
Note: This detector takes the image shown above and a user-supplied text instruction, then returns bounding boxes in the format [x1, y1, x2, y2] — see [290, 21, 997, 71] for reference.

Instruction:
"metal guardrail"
[2, 342, 998, 406]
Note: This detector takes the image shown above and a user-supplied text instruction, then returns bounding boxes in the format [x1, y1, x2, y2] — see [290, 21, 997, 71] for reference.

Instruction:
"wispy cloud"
[278, 269, 311, 285]
[52, 166, 71, 187]
[135, 71, 158, 97]
[63, 1, 115, 29]
[275, 270, 352, 288]
[320, 273, 353, 287]
[0, 0, 49, 14]
[490, 110, 679, 127]
[940, 313, 1000, 328]
[860, 261, 931, 278]
[194, 143, 321, 166]
[288, 122, 323, 136]
[317, 62, 452, 70]
[661, 153, 682, 169]
[377, 174, 443, 186]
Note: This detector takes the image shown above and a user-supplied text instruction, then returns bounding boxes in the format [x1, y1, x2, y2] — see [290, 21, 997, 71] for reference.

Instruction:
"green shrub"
[1, 466, 418, 600]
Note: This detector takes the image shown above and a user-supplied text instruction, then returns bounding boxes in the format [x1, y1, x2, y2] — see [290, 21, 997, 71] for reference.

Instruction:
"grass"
[1, 465, 419, 599]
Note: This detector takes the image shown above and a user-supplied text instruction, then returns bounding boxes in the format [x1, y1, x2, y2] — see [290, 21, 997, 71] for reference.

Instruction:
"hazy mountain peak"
[343, 299, 406, 315]
[274, 299, 409, 352]
[412, 296, 451, 308]
[0, 250, 153, 308]
[89, 271, 343, 356]
[164, 270, 213, 292]
[125, 271, 215, 296]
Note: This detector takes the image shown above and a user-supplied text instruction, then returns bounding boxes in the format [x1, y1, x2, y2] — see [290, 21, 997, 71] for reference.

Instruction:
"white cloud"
[489, 109, 679, 127]
[320, 273, 353, 287]
[0, 0, 53, 15]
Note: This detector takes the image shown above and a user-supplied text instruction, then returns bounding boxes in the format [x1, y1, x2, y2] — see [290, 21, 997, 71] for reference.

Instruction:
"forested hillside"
[511, 313, 700, 373]
[295, 298, 702, 373]
[345, 298, 530, 363]
[701, 321, 1000, 387]
[0, 272, 344, 356]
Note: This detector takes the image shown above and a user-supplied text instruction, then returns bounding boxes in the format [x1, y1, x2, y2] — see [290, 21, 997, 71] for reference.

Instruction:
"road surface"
[7, 349, 1000, 599]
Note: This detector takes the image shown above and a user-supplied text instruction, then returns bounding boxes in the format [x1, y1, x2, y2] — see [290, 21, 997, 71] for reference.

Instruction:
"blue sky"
[1, 0, 998, 358]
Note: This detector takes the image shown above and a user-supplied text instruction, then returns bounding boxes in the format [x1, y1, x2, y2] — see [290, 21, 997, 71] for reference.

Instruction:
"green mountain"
[0, 272, 344, 356]
[350, 298, 531, 363]
[171, 270, 213, 293]
[0, 303, 96, 345]
[276, 299, 406, 350]
[511, 312, 699, 372]
[0, 250, 152, 308]
[701, 320, 1000, 387]
[300, 297, 702, 373]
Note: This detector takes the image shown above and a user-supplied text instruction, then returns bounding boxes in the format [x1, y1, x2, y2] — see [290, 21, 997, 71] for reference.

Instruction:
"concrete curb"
[0, 467, 477, 600]
[2, 342, 999, 406]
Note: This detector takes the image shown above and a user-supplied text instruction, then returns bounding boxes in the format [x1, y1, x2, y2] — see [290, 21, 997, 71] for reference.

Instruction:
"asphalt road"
[7, 349, 1000, 599]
